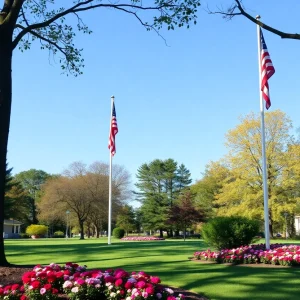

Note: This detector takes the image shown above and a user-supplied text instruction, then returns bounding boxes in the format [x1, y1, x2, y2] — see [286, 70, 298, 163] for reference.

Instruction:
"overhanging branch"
[12, 1, 174, 49]
[209, 0, 300, 40]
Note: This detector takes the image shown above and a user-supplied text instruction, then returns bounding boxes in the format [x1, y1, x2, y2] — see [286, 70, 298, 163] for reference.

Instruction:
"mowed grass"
[4, 238, 300, 300]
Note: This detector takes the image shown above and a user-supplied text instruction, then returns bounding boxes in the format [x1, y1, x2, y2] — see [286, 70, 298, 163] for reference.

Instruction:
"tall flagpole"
[108, 95, 114, 245]
[256, 16, 270, 250]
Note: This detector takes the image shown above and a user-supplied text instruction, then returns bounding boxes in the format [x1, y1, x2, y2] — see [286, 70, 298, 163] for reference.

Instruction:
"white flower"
[165, 288, 174, 294]
[71, 287, 79, 293]
[110, 292, 117, 297]
[156, 293, 162, 299]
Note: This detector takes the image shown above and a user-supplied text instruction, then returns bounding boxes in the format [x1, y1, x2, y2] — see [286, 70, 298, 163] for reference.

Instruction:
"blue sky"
[7, 1, 300, 191]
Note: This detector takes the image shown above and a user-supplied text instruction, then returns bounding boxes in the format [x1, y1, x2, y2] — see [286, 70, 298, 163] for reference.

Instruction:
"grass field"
[4, 238, 300, 300]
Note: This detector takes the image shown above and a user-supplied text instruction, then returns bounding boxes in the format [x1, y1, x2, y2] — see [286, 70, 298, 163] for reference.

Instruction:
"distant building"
[3, 219, 22, 239]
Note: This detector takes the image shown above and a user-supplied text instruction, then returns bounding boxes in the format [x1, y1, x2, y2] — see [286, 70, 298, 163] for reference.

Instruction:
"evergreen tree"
[135, 158, 192, 236]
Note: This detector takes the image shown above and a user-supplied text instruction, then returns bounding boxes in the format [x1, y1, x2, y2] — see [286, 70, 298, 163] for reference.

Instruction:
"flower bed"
[0, 262, 183, 300]
[193, 244, 300, 266]
[121, 236, 165, 241]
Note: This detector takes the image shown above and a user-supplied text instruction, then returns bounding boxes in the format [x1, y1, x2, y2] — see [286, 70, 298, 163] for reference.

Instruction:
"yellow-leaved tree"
[216, 110, 300, 236]
[193, 110, 300, 237]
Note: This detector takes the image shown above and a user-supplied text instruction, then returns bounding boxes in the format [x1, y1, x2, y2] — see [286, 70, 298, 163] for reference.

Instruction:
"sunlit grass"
[4, 238, 300, 300]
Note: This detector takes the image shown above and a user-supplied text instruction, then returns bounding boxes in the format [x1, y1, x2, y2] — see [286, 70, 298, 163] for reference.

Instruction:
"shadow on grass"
[5, 239, 300, 299]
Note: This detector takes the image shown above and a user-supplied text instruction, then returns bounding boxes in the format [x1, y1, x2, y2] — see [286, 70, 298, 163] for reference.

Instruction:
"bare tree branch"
[209, 0, 300, 40]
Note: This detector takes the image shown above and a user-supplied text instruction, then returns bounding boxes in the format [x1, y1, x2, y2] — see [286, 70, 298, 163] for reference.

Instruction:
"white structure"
[295, 216, 300, 235]
[3, 219, 22, 238]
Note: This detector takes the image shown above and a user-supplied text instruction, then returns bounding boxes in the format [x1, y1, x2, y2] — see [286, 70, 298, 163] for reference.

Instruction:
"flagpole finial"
[256, 15, 261, 20]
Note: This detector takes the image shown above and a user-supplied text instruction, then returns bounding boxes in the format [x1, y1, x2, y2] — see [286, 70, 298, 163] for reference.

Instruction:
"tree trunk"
[79, 221, 85, 239]
[159, 229, 163, 238]
[0, 28, 13, 266]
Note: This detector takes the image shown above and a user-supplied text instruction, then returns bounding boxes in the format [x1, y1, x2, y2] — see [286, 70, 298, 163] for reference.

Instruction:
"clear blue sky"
[7, 1, 300, 190]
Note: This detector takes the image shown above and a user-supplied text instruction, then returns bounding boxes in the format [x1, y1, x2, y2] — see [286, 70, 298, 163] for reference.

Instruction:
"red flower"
[64, 270, 71, 275]
[52, 288, 59, 294]
[47, 272, 57, 283]
[11, 284, 20, 290]
[0, 288, 4, 295]
[31, 280, 41, 290]
[55, 271, 64, 278]
[4, 285, 12, 291]
[115, 278, 123, 286]
[20, 295, 27, 300]
[104, 275, 115, 283]
[44, 284, 52, 290]
[22, 271, 36, 284]
[125, 282, 134, 289]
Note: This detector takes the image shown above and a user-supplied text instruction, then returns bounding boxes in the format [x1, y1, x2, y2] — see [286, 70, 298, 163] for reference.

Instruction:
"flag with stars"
[260, 28, 275, 109]
[108, 102, 118, 156]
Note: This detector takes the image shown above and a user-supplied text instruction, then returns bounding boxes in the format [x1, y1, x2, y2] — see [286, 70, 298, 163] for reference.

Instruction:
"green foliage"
[19, 233, 30, 239]
[26, 224, 48, 237]
[112, 227, 125, 239]
[53, 231, 65, 238]
[201, 216, 260, 250]
[135, 158, 192, 233]
[116, 205, 136, 233]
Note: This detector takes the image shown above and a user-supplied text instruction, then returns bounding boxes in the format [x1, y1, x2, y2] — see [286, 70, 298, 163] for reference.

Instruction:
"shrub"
[201, 216, 260, 250]
[20, 233, 30, 238]
[112, 227, 125, 239]
[25, 224, 48, 237]
[53, 231, 65, 238]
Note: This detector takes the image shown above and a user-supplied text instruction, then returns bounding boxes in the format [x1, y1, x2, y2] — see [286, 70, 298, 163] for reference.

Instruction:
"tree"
[14, 169, 51, 224]
[135, 158, 192, 236]
[0, 0, 200, 266]
[116, 205, 136, 235]
[39, 161, 130, 239]
[213, 110, 300, 236]
[169, 191, 204, 241]
[4, 164, 30, 225]
[210, 0, 300, 40]
[191, 161, 231, 218]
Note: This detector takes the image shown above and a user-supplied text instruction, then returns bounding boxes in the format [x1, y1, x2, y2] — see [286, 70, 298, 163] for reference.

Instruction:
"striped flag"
[260, 28, 275, 110]
[108, 102, 118, 156]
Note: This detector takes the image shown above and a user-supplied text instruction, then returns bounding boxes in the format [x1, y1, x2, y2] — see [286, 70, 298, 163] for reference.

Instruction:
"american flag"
[260, 28, 275, 110]
[108, 102, 118, 156]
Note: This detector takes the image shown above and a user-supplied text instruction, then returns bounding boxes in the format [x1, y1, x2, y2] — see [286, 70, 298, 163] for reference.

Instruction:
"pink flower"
[63, 280, 73, 288]
[40, 288, 46, 295]
[135, 281, 146, 289]
[115, 278, 123, 286]
[146, 286, 155, 295]
[150, 276, 161, 284]
[75, 278, 85, 285]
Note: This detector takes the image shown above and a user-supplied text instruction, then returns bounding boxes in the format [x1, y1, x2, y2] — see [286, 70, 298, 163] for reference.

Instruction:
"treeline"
[6, 110, 300, 239]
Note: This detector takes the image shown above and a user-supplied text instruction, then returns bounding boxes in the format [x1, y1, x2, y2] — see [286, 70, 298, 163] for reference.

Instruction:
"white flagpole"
[108, 95, 114, 245]
[256, 16, 270, 250]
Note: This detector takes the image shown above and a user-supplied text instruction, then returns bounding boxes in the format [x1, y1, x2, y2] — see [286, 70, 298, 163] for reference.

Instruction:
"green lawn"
[4, 238, 300, 300]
